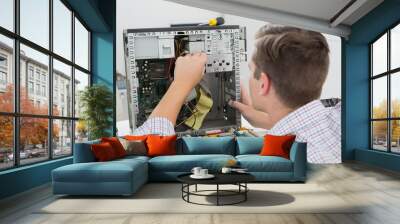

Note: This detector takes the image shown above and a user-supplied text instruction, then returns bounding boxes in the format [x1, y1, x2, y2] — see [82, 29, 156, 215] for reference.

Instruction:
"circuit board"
[124, 25, 247, 135]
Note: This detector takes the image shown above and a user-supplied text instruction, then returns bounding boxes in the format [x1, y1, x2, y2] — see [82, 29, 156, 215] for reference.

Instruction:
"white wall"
[116, 0, 341, 132]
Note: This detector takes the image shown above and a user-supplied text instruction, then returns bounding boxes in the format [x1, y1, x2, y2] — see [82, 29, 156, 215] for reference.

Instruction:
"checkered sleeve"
[267, 99, 342, 164]
[132, 117, 175, 136]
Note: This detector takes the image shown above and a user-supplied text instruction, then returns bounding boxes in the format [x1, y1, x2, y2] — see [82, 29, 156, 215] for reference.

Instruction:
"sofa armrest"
[289, 142, 307, 181]
[73, 140, 100, 163]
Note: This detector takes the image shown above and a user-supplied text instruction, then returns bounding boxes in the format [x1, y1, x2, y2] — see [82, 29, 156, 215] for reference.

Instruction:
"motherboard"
[123, 25, 247, 135]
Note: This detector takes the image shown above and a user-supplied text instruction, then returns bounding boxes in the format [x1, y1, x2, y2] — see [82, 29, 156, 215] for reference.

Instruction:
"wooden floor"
[1, 162, 400, 224]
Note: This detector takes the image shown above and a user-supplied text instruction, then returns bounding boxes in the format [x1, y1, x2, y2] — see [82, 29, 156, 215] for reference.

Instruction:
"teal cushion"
[52, 158, 147, 183]
[149, 154, 235, 172]
[73, 139, 101, 163]
[179, 137, 235, 155]
[236, 137, 263, 155]
[116, 155, 150, 163]
[236, 155, 293, 172]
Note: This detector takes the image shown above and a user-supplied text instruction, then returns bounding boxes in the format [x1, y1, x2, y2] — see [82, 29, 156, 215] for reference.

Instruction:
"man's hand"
[229, 85, 273, 129]
[173, 53, 207, 92]
[148, 52, 207, 126]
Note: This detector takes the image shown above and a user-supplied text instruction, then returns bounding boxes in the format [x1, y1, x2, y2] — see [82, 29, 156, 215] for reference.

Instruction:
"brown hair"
[252, 25, 330, 109]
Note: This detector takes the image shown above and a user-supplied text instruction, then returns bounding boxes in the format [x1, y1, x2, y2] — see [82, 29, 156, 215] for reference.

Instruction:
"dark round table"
[177, 172, 255, 206]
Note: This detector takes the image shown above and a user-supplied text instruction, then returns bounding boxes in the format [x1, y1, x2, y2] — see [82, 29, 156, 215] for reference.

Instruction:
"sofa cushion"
[149, 154, 235, 172]
[53, 158, 148, 183]
[73, 140, 100, 163]
[147, 135, 177, 157]
[101, 137, 127, 158]
[120, 139, 147, 156]
[124, 135, 148, 141]
[114, 155, 150, 164]
[179, 137, 235, 155]
[91, 142, 118, 161]
[260, 134, 296, 159]
[236, 137, 263, 155]
[236, 155, 293, 172]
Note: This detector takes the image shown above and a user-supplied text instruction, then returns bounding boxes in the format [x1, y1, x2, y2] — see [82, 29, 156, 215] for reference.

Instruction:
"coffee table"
[177, 172, 255, 206]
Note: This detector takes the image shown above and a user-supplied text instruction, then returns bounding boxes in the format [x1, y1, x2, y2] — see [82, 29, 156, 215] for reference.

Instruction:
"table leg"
[195, 184, 197, 192]
[181, 184, 183, 199]
[245, 183, 247, 201]
[217, 184, 219, 206]
[187, 184, 190, 202]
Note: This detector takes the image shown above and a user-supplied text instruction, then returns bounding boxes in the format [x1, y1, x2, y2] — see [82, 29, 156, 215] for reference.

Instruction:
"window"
[35, 70, 41, 81]
[28, 67, 34, 80]
[0, 53, 8, 90]
[35, 84, 40, 95]
[19, 117, 49, 165]
[74, 69, 89, 118]
[0, 34, 13, 113]
[20, 0, 49, 48]
[53, 59, 72, 117]
[53, 119, 72, 158]
[0, 0, 14, 31]
[0, 55, 7, 67]
[391, 24, 400, 70]
[42, 85, 46, 97]
[53, 0, 72, 60]
[0, 71, 6, 85]
[0, 0, 91, 170]
[371, 23, 400, 154]
[74, 18, 89, 70]
[74, 69, 89, 142]
[0, 116, 13, 170]
[28, 81, 34, 94]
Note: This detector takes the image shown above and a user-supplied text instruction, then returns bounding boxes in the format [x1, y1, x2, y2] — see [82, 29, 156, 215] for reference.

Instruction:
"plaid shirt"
[267, 99, 341, 164]
[132, 117, 175, 136]
[133, 99, 341, 164]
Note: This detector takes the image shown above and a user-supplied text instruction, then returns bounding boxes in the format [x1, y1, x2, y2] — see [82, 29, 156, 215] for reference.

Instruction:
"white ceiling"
[166, 0, 384, 37]
[225, 0, 352, 22]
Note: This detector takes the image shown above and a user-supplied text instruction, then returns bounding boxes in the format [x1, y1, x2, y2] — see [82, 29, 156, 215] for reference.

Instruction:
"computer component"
[124, 25, 247, 135]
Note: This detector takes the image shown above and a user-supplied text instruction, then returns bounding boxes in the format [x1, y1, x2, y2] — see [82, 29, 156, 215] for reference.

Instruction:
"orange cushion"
[91, 142, 118, 162]
[146, 135, 177, 157]
[101, 137, 126, 158]
[259, 134, 296, 159]
[124, 135, 148, 141]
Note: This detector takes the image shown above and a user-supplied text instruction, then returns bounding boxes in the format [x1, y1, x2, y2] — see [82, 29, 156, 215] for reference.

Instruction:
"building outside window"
[0, 54, 7, 90]
[0, 0, 91, 170]
[35, 83, 40, 95]
[41, 85, 46, 97]
[0, 71, 6, 84]
[35, 70, 40, 81]
[0, 54, 7, 67]
[41, 73, 46, 83]
[28, 81, 34, 94]
[28, 66, 34, 80]
[371, 23, 400, 154]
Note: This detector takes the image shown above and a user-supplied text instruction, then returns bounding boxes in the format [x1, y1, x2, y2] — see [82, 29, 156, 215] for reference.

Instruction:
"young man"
[133, 25, 341, 164]
[229, 25, 341, 164]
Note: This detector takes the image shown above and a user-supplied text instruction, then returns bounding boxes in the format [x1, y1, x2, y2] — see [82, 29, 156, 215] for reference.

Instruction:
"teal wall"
[0, 0, 116, 200]
[343, 0, 400, 171]
[0, 158, 72, 199]
[91, 31, 116, 135]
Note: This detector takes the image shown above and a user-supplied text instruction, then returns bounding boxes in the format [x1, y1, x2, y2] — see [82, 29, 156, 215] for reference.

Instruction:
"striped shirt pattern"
[267, 99, 341, 164]
[132, 117, 175, 136]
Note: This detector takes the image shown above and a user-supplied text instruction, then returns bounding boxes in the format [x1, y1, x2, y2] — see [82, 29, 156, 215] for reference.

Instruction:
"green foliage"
[79, 84, 113, 140]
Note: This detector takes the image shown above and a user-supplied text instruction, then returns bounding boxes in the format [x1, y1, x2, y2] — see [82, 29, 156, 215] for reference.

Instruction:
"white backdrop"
[116, 0, 342, 134]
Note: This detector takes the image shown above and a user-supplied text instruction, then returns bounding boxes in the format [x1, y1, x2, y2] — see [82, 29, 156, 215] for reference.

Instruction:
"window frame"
[370, 21, 400, 154]
[0, 0, 92, 171]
